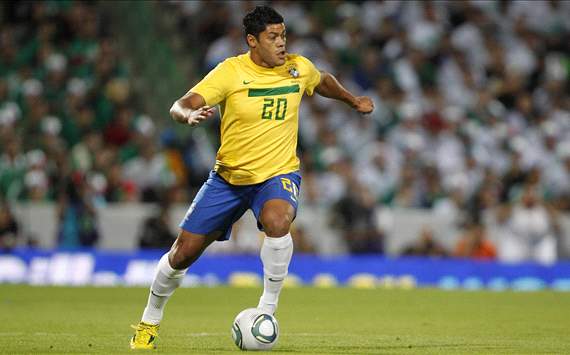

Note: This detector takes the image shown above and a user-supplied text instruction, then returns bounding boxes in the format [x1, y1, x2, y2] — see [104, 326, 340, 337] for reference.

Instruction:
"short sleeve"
[190, 60, 234, 106]
[301, 57, 321, 96]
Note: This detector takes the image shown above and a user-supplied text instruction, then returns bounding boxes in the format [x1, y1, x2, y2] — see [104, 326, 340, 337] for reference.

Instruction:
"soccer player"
[130, 5, 373, 349]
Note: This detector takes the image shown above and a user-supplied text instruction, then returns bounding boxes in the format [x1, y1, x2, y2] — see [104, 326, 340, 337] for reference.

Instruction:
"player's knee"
[261, 212, 292, 237]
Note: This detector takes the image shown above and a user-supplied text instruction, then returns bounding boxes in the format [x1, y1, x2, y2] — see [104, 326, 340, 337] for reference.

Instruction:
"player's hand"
[352, 96, 374, 115]
[187, 106, 216, 126]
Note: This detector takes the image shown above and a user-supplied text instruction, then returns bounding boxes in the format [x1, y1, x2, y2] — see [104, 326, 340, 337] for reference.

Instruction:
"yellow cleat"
[130, 322, 159, 350]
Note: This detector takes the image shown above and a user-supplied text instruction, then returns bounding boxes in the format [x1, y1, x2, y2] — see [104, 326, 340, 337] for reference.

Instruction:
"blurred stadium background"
[1, 0, 570, 291]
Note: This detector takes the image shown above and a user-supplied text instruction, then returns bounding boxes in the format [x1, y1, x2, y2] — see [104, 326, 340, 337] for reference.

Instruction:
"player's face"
[256, 23, 287, 67]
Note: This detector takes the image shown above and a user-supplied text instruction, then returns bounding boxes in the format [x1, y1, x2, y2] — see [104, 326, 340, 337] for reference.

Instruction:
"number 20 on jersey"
[262, 98, 288, 120]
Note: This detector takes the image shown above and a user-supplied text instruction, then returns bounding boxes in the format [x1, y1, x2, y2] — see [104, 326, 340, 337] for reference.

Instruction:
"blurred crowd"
[1, 1, 570, 262]
[0, 2, 186, 248]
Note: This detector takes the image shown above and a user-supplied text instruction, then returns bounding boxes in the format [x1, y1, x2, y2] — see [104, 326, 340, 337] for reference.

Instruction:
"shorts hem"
[179, 224, 232, 241]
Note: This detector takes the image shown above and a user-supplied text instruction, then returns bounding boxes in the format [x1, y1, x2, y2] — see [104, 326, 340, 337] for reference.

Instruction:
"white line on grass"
[0, 332, 348, 338]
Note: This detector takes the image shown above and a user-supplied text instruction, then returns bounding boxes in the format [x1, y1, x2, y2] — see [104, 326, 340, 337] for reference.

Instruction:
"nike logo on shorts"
[268, 277, 284, 282]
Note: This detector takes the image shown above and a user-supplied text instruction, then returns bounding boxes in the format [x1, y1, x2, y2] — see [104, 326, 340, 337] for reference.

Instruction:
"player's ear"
[246, 34, 257, 48]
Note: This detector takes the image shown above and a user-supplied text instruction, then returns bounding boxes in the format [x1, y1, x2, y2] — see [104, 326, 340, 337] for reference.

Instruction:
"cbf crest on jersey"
[288, 65, 299, 78]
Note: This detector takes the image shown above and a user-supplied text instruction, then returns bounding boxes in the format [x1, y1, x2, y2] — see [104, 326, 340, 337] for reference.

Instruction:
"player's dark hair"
[243, 6, 284, 39]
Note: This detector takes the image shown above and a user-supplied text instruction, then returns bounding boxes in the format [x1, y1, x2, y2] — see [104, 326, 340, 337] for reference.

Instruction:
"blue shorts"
[179, 170, 301, 241]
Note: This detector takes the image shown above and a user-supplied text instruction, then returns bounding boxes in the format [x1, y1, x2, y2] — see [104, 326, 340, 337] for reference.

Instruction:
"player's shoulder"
[231, 53, 264, 68]
[206, 56, 244, 84]
[285, 53, 314, 67]
[286, 54, 319, 77]
[216, 56, 241, 71]
[223, 55, 242, 65]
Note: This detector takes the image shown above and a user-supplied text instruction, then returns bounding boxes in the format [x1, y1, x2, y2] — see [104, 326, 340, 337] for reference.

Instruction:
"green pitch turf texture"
[1, 286, 569, 354]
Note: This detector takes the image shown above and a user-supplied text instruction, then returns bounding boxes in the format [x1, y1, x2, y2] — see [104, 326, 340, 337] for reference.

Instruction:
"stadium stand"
[1, 1, 570, 262]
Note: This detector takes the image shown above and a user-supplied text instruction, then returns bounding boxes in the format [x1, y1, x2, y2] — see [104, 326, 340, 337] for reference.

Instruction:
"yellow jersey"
[189, 52, 321, 185]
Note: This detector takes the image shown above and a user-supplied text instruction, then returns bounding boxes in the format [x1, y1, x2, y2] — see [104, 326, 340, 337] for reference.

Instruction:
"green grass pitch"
[1, 286, 570, 354]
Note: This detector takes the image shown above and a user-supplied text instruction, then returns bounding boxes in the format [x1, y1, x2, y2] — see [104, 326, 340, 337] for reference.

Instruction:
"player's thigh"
[252, 172, 301, 237]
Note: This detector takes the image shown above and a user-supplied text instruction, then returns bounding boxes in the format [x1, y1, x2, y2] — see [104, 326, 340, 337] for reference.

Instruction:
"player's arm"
[315, 71, 374, 114]
[169, 92, 216, 126]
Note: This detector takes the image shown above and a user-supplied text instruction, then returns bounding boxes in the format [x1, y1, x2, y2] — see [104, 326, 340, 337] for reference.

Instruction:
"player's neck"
[249, 50, 273, 69]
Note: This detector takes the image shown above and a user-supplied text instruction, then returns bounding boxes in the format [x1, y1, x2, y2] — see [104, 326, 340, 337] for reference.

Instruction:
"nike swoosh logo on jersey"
[243, 80, 254, 84]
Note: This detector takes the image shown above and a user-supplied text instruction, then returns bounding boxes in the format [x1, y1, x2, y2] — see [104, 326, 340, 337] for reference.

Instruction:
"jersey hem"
[214, 165, 300, 186]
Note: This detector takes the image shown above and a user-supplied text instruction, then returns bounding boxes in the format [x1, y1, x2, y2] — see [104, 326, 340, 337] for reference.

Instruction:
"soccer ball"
[231, 308, 279, 351]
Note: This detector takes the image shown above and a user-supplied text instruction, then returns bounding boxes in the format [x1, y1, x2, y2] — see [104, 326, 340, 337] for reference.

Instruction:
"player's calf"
[169, 231, 210, 269]
[131, 230, 220, 349]
[141, 253, 187, 326]
[257, 233, 293, 314]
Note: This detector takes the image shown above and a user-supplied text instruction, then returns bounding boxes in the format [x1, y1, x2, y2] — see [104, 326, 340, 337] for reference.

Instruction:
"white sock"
[257, 233, 293, 314]
[141, 253, 188, 325]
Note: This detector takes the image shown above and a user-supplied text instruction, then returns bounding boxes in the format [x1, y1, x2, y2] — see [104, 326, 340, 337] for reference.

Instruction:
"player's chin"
[274, 54, 286, 66]
[272, 58, 285, 66]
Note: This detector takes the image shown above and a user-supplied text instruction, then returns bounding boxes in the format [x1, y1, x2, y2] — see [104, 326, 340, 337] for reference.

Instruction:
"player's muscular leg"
[136, 229, 220, 330]
[169, 229, 221, 269]
[260, 199, 295, 238]
[257, 199, 295, 314]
